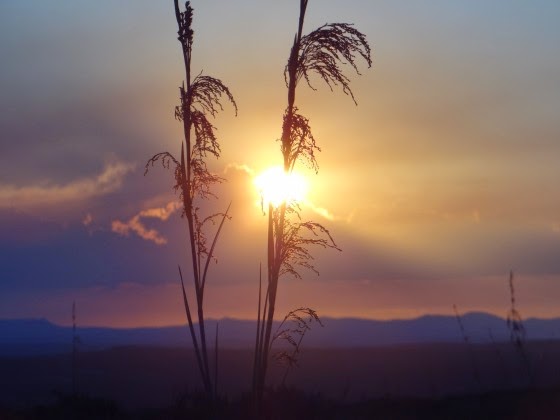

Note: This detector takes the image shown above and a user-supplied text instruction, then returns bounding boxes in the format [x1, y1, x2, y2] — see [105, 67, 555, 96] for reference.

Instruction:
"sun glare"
[254, 166, 309, 208]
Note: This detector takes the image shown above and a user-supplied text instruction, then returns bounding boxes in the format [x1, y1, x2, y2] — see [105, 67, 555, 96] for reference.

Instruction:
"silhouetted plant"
[452, 304, 481, 388]
[506, 271, 525, 346]
[506, 270, 533, 385]
[252, 0, 371, 411]
[488, 327, 510, 384]
[271, 307, 323, 386]
[71, 301, 81, 396]
[146, 0, 236, 400]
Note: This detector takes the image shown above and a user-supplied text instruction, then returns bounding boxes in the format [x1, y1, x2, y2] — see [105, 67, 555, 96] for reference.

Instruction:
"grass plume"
[252, 0, 371, 413]
[145, 0, 236, 400]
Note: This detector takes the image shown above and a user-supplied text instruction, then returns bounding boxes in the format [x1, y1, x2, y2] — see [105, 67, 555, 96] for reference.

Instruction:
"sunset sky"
[1, 1, 560, 327]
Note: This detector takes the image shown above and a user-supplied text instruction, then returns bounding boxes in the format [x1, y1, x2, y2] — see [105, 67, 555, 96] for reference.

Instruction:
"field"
[2, 341, 560, 418]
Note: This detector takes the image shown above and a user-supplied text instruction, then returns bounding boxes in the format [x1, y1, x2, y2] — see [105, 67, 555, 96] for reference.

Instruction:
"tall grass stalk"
[506, 270, 533, 386]
[488, 328, 510, 384]
[146, 0, 236, 399]
[252, 0, 371, 410]
[272, 307, 323, 386]
[71, 301, 80, 395]
[453, 304, 481, 388]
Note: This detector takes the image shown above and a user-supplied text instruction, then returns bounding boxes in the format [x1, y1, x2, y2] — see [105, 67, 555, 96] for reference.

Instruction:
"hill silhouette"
[2, 312, 560, 356]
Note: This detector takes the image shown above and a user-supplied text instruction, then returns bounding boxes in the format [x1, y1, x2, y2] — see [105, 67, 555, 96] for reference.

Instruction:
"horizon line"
[3, 310, 559, 329]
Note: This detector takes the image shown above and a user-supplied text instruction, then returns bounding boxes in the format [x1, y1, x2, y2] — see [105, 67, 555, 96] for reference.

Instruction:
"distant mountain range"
[1, 313, 560, 356]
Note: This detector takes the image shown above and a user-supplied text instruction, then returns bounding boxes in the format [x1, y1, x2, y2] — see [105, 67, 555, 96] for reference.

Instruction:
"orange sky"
[1, 1, 560, 326]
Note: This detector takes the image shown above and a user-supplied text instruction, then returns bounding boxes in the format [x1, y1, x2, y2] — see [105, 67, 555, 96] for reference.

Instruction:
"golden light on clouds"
[111, 201, 180, 245]
[0, 159, 135, 208]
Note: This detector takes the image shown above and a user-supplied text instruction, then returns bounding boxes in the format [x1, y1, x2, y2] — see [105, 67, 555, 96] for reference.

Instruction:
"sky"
[1, 1, 560, 327]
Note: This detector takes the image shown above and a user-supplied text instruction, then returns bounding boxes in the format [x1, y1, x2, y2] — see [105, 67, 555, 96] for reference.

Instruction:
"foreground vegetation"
[3, 386, 560, 419]
[2, 339, 560, 419]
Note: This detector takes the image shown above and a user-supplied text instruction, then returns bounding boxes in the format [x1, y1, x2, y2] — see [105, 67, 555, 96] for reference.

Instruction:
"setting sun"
[254, 166, 309, 208]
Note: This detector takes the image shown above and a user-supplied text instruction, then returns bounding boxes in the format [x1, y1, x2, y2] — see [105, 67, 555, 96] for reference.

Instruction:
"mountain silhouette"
[1, 312, 559, 356]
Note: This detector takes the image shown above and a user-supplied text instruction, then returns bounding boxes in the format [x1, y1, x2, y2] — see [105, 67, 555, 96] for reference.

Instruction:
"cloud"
[304, 199, 356, 223]
[111, 201, 180, 245]
[224, 163, 255, 177]
[0, 159, 135, 208]
[308, 203, 335, 221]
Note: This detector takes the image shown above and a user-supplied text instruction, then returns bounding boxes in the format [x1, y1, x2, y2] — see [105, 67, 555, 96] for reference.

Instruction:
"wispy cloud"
[305, 200, 336, 221]
[224, 162, 255, 177]
[0, 159, 135, 208]
[111, 201, 180, 245]
[305, 200, 356, 223]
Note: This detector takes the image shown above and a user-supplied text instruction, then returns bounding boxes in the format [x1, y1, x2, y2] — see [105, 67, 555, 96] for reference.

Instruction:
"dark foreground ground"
[1, 341, 560, 418]
[2, 387, 560, 419]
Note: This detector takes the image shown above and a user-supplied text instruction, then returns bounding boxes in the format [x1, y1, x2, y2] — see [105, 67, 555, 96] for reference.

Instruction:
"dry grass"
[506, 271, 533, 386]
[145, 0, 236, 400]
[252, 0, 371, 413]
